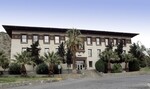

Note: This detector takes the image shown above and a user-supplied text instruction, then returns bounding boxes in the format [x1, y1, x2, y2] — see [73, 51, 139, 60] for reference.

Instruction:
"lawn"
[0, 76, 61, 83]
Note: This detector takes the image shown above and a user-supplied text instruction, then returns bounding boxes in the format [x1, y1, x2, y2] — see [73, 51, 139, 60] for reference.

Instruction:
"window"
[33, 35, 38, 43]
[21, 34, 27, 43]
[89, 61, 93, 67]
[105, 38, 109, 46]
[78, 43, 84, 50]
[87, 37, 92, 45]
[96, 38, 101, 45]
[44, 35, 49, 43]
[55, 48, 58, 52]
[22, 48, 27, 52]
[55, 36, 60, 44]
[88, 49, 92, 57]
[122, 39, 126, 46]
[113, 39, 117, 46]
[97, 49, 101, 57]
[44, 48, 49, 53]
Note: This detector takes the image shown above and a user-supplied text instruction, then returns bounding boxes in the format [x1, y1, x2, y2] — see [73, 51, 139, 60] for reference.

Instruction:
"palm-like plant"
[14, 51, 32, 76]
[0, 51, 9, 71]
[101, 49, 119, 73]
[42, 51, 60, 75]
[122, 53, 134, 71]
[65, 29, 82, 69]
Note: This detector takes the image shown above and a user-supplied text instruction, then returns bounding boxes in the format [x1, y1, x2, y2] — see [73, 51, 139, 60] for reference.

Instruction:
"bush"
[36, 63, 49, 74]
[111, 63, 123, 73]
[9, 63, 21, 74]
[129, 59, 140, 71]
[95, 59, 106, 73]
[53, 65, 62, 74]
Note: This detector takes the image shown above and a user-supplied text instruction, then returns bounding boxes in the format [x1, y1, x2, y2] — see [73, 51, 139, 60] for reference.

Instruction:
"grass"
[140, 67, 150, 72]
[0, 76, 61, 83]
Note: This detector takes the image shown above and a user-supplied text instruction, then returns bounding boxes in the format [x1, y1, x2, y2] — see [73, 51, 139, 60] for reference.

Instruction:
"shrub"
[95, 59, 106, 73]
[53, 65, 62, 74]
[129, 59, 140, 71]
[36, 63, 48, 74]
[139, 60, 146, 68]
[111, 63, 123, 73]
[9, 63, 21, 74]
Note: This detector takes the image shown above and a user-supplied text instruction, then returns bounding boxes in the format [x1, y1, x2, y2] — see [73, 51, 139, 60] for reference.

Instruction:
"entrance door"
[76, 61, 85, 70]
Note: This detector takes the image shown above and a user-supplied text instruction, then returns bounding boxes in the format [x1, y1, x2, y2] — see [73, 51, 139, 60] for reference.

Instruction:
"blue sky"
[0, 0, 150, 47]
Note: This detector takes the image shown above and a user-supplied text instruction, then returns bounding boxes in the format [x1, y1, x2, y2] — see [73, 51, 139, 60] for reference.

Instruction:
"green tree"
[42, 51, 60, 76]
[122, 53, 134, 71]
[129, 43, 146, 67]
[0, 51, 9, 71]
[14, 51, 32, 76]
[27, 41, 43, 65]
[115, 40, 123, 62]
[65, 29, 82, 69]
[101, 47, 119, 73]
[57, 42, 66, 63]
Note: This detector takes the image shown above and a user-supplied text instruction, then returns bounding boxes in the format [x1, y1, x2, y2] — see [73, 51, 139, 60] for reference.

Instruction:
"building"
[3, 25, 138, 70]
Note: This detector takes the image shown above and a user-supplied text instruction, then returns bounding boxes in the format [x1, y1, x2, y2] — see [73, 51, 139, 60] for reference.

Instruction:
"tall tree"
[122, 53, 134, 71]
[65, 29, 82, 69]
[42, 51, 60, 76]
[27, 41, 43, 65]
[115, 39, 123, 62]
[14, 51, 32, 76]
[57, 42, 66, 63]
[0, 51, 9, 71]
[129, 43, 146, 67]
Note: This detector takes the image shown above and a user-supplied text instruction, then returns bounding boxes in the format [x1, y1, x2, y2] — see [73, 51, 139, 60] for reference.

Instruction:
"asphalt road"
[6, 74, 150, 89]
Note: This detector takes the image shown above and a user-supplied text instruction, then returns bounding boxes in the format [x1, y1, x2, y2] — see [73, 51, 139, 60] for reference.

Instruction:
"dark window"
[87, 37, 92, 45]
[33, 35, 39, 43]
[78, 43, 84, 50]
[96, 37, 101, 45]
[105, 38, 109, 46]
[21, 34, 27, 43]
[89, 61, 93, 67]
[55, 36, 60, 44]
[97, 49, 101, 57]
[44, 35, 50, 44]
[113, 39, 118, 46]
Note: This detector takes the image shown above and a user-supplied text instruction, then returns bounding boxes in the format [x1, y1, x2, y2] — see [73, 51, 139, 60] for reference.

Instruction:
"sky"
[0, 0, 150, 48]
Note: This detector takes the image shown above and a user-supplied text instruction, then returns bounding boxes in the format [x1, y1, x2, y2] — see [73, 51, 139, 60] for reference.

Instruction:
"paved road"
[7, 74, 150, 89]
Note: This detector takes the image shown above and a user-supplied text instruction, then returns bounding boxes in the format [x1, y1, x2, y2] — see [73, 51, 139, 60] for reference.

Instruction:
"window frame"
[54, 36, 60, 44]
[43, 35, 50, 44]
[88, 49, 92, 57]
[87, 37, 92, 45]
[21, 34, 28, 44]
[89, 61, 93, 67]
[96, 37, 101, 45]
[105, 38, 109, 46]
[32, 35, 39, 43]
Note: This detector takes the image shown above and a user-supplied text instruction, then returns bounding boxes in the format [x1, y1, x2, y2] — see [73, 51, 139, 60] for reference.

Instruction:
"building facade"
[3, 25, 138, 70]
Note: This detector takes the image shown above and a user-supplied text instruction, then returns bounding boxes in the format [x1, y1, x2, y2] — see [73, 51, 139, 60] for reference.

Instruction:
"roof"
[2, 25, 139, 38]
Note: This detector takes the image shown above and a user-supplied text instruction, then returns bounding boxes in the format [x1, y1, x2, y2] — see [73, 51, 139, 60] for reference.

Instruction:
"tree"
[65, 29, 82, 69]
[115, 40, 123, 62]
[27, 41, 43, 65]
[42, 51, 60, 76]
[122, 53, 134, 71]
[129, 43, 146, 67]
[14, 51, 32, 76]
[57, 42, 66, 63]
[101, 46, 119, 73]
[0, 51, 9, 71]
